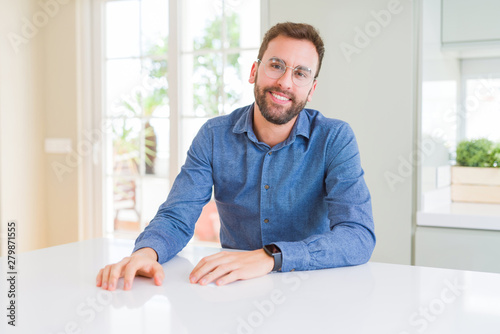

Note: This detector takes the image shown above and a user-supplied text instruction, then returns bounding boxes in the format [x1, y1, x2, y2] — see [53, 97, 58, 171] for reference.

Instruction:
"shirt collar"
[233, 103, 311, 144]
[233, 104, 259, 143]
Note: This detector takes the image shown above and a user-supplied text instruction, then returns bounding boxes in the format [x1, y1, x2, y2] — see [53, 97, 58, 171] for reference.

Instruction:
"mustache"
[263, 87, 295, 101]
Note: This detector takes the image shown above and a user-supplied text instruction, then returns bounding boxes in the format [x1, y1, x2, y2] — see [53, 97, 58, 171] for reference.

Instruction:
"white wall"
[267, 0, 416, 264]
[42, 0, 80, 247]
[0, 0, 48, 252]
[0, 0, 80, 253]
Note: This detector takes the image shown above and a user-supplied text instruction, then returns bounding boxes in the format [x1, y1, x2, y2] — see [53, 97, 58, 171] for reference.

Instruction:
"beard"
[254, 74, 309, 125]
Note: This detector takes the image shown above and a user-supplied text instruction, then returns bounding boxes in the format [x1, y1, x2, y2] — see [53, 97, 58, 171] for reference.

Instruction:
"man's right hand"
[96, 247, 164, 291]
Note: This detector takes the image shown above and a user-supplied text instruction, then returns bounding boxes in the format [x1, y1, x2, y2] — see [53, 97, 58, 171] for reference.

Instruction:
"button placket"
[260, 149, 274, 243]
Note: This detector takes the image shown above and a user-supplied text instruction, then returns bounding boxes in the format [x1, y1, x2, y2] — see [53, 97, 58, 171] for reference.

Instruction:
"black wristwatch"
[263, 244, 282, 272]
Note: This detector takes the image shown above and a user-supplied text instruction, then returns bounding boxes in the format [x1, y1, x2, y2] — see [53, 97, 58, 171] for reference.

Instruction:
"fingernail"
[102, 282, 107, 289]
[124, 282, 130, 290]
[200, 278, 207, 285]
[108, 282, 114, 290]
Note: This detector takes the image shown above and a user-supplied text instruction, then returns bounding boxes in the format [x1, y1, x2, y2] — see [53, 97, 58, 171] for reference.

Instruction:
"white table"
[1, 238, 500, 333]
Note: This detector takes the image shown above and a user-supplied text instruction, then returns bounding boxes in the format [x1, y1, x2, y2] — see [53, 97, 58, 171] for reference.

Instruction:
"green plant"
[115, 37, 168, 175]
[456, 138, 498, 167]
[112, 119, 140, 174]
[193, 13, 241, 116]
[488, 143, 500, 167]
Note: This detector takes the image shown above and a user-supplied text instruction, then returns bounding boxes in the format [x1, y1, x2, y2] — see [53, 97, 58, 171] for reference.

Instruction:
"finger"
[153, 264, 165, 286]
[107, 258, 129, 291]
[100, 265, 112, 290]
[122, 260, 140, 291]
[122, 258, 165, 290]
[190, 257, 213, 283]
[190, 254, 230, 284]
[190, 251, 226, 276]
[199, 263, 236, 286]
[96, 268, 103, 287]
[216, 270, 240, 286]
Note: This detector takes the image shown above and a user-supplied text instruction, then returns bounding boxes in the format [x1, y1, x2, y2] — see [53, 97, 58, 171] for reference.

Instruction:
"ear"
[249, 61, 258, 84]
[307, 79, 318, 102]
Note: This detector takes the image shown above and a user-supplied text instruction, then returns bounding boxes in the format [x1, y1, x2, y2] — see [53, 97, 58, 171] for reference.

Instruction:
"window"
[99, 0, 261, 239]
[460, 59, 500, 143]
[103, 0, 170, 237]
[179, 0, 260, 164]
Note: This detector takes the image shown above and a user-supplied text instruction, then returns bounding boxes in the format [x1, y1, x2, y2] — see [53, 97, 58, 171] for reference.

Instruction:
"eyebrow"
[269, 56, 312, 71]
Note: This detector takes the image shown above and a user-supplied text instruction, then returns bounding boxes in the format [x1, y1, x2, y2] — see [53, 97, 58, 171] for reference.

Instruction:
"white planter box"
[451, 166, 500, 204]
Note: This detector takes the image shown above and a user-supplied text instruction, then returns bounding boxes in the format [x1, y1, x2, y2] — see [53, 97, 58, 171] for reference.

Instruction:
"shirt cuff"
[133, 236, 169, 264]
[273, 240, 311, 272]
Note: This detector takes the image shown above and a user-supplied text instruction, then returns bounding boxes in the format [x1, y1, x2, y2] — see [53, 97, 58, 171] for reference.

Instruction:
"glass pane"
[141, 0, 169, 56]
[182, 53, 223, 117]
[144, 118, 169, 177]
[225, 0, 260, 49]
[106, 1, 140, 58]
[421, 80, 457, 154]
[141, 177, 169, 227]
[106, 59, 142, 117]
[465, 78, 500, 142]
[113, 176, 141, 231]
[106, 59, 168, 118]
[223, 50, 255, 114]
[111, 118, 141, 176]
[181, 0, 222, 52]
[141, 58, 169, 118]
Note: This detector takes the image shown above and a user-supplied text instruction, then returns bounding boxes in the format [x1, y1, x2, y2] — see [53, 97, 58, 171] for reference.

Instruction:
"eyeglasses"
[257, 57, 315, 87]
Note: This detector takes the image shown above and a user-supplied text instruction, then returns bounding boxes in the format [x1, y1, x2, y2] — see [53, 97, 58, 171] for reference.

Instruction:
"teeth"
[271, 92, 289, 101]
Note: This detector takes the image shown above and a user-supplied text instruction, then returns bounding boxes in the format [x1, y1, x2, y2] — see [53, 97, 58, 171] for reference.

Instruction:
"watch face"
[265, 244, 281, 254]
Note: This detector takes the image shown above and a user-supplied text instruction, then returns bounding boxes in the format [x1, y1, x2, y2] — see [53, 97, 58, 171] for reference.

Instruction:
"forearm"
[133, 214, 195, 264]
[133, 123, 214, 264]
[273, 222, 376, 272]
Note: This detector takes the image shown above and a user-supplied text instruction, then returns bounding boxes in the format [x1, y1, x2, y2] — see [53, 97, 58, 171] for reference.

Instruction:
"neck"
[252, 104, 298, 148]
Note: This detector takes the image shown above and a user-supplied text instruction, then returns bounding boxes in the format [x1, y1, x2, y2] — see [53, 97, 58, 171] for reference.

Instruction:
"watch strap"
[263, 244, 282, 272]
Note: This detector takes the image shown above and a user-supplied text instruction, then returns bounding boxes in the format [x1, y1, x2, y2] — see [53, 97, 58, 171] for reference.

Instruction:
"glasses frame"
[256, 58, 316, 87]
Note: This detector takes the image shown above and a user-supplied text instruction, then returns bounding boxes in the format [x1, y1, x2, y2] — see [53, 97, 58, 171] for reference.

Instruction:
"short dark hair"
[257, 22, 325, 79]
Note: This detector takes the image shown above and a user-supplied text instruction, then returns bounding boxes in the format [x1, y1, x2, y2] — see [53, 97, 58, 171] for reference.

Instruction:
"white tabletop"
[1, 238, 500, 334]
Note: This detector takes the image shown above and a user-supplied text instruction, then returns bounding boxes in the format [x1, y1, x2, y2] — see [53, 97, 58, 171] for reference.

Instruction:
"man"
[96, 22, 375, 291]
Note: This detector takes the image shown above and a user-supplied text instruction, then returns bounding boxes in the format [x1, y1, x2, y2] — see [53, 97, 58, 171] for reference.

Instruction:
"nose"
[276, 67, 293, 90]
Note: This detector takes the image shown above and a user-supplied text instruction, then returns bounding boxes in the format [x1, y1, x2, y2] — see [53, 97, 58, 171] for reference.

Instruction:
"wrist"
[134, 247, 158, 262]
[263, 244, 282, 272]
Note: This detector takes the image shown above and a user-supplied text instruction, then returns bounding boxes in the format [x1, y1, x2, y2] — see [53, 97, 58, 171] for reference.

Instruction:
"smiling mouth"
[270, 92, 291, 101]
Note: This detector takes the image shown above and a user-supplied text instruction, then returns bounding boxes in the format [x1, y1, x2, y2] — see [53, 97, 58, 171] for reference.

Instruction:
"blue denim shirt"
[134, 104, 375, 272]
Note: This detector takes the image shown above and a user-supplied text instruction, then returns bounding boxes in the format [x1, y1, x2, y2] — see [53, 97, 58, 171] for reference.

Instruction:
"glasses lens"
[292, 67, 313, 86]
[265, 58, 286, 78]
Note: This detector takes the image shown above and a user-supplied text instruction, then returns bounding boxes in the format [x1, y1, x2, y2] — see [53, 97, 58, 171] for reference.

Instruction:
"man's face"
[249, 35, 318, 125]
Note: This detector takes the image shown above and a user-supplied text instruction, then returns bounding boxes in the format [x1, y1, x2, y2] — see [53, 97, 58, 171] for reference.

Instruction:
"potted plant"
[451, 138, 500, 204]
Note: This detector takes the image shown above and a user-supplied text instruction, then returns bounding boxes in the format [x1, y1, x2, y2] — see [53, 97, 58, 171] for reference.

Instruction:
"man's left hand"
[189, 249, 274, 286]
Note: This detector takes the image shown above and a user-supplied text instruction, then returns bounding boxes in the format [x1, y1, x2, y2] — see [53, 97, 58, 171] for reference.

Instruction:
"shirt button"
[264, 219, 269, 223]
[264, 184, 270, 190]
[290, 269, 295, 272]
[268, 151, 272, 155]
